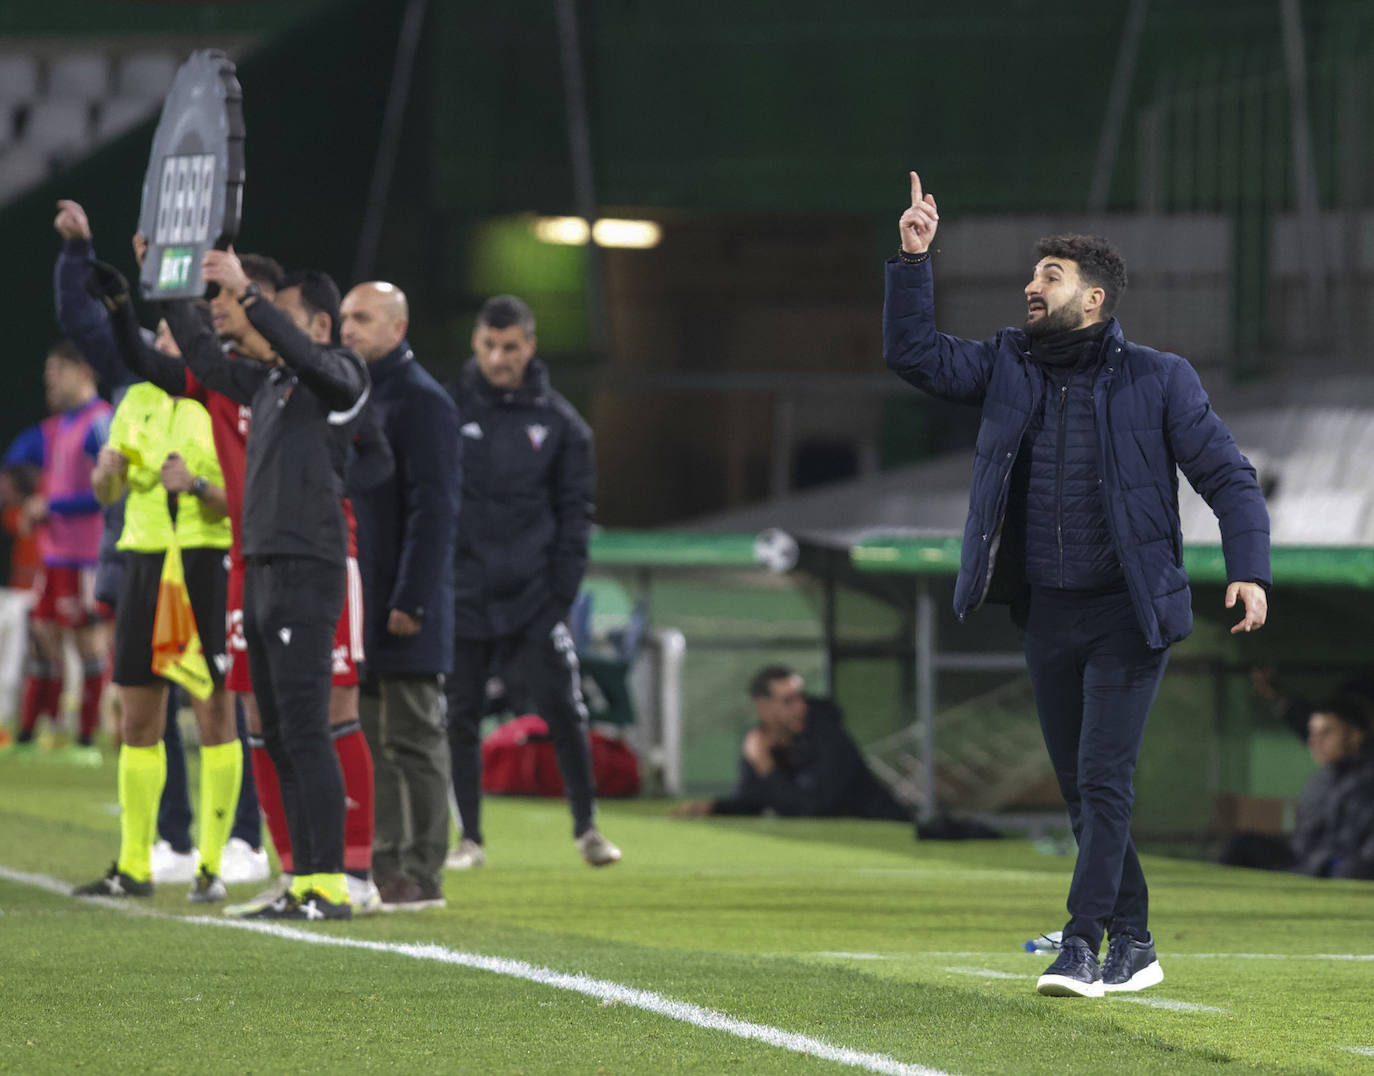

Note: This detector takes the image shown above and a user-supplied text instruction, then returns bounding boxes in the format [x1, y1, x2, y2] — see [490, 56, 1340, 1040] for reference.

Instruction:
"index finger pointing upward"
[910, 171, 924, 206]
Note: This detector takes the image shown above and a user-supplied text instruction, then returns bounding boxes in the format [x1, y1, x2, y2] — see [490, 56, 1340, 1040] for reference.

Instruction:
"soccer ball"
[753, 528, 799, 574]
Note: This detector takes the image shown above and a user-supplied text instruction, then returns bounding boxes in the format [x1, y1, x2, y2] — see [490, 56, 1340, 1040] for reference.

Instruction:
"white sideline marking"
[1343, 1047, 1374, 1056]
[858, 868, 1040, 882]
[926, 949, 1374, 963]
[1177, 952, 1374, 961]
[0, 866, 953, 1076]
[943, 967, 1023, 980]
[1110, 997, 1225, 1014]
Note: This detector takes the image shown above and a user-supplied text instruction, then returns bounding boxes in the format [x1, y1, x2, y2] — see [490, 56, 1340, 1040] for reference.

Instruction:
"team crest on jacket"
[525, 423, 549, 450]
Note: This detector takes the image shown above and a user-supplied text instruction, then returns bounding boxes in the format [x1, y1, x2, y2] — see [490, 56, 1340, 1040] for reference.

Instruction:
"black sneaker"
[255, 889, 352, 921]
[73, 863, 154, 898]
[380, 876, 447, 913]
[243, 892, 299, 919]
[1036, 936, 1104, 998]
[1102, 931, 1164, 992]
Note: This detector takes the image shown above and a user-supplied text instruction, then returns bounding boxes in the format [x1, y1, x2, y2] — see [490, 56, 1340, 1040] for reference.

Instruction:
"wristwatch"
[190, 476, 209, 499]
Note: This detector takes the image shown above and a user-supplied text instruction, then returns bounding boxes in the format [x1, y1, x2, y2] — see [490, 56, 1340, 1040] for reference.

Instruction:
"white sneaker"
[223, 874, 292, 918]
[445, 838, 487, 870]
[576, 828, 621, 867]
[347, 874, 382, 916]
[219, 837, 271, 885]
[151, 840, 199, 884]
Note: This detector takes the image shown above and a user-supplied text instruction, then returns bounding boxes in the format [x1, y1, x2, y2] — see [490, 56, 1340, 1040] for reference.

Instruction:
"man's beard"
[1023, 283, 1089, 338]
[1023, 300, 1085, 338]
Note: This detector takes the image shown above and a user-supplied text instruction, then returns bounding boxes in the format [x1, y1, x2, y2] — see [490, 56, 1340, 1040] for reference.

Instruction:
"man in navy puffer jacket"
[883, 173, 1270, 1000]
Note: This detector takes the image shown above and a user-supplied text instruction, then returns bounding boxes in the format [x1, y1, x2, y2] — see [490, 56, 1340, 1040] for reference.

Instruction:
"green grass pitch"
[0, 752, 1370, 1074]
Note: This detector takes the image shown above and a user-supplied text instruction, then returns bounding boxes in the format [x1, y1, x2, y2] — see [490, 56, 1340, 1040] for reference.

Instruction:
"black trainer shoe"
[1036, 936, 1104, 998]
[256, 889, 352, 921]
[1102, 931, 1164, 992]
[379, 876, 447, 913]
[73, 863, 154, 898]
[242, 892, 300, 919]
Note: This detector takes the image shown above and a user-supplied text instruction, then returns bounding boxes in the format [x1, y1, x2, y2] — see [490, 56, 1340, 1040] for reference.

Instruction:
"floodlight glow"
[533, 216, 592, 245]
[591, 219, 662, 248]
[531, 216, 662, 249]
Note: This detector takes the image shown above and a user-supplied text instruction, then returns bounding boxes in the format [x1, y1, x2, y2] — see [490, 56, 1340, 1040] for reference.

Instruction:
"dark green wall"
[431, 0, 1371, 218]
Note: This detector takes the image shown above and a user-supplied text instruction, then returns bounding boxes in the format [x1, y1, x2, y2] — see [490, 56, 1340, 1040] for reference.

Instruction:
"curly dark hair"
[1034, 234, 1128, 318]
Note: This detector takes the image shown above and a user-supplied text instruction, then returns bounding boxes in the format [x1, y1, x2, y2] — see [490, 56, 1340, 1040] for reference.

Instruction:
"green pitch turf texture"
[1, 753, 1370, 1075]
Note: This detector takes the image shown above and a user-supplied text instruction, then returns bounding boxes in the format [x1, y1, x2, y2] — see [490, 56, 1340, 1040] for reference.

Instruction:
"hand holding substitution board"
[136, 50, 245, 300]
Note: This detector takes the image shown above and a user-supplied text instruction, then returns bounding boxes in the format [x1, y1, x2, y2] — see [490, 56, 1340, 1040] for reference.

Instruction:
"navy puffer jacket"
[1011, 337, 1124, 590]
[882, 257, 1270, 650]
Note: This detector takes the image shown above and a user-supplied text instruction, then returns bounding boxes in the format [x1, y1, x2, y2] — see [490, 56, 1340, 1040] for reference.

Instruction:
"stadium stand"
[0, 46, 181, 204]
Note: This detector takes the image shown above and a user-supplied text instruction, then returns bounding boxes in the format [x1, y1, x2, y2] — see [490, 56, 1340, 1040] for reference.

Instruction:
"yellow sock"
[312, 872, 349, 905]
[290, 874, 313, 899]
[196, 740, 242, 877]
[116, 742, 166, 884]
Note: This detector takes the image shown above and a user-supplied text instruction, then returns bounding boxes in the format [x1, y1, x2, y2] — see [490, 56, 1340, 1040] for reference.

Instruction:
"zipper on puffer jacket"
[974, 364, 1037, 612]
[1055, 380, 1068, 588]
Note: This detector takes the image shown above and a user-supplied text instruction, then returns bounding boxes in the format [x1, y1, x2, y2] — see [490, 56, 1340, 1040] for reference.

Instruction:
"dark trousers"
[360, 675, 451, 888]
[1020, 585, 1169, 951]
[446, 606, 597, 844]
[244, 556, 346, 877]
[159, 693, 262, 852]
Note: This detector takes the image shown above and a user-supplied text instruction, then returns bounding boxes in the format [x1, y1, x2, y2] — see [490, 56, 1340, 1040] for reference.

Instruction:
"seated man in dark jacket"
[1223, 693, 1374, 880]
[674, 665, 909, 821]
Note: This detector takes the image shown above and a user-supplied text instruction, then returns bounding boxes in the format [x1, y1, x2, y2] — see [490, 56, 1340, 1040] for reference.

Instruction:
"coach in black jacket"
[442, 295, 619, 869]
[166, 250, 370, 920]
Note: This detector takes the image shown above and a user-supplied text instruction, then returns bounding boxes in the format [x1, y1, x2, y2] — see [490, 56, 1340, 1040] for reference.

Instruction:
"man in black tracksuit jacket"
[165, 250, 371, 919]
[442, 294, 619, 868]
[684, 668, 909, 821]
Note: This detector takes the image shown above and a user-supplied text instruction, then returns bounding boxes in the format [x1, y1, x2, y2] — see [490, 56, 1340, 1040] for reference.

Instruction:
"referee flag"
[151, 528, 214, 700]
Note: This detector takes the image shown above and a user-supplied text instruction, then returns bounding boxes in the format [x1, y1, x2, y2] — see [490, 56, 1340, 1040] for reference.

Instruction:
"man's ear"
[1083, 286, 1105, 317]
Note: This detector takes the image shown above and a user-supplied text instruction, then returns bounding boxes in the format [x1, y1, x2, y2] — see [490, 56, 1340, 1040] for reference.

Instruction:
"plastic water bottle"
[1023, 930, 1063, 953]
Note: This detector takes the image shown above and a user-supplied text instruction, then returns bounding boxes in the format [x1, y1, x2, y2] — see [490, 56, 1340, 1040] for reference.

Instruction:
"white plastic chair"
[0, 53, 40, 103]
[0, 144, 50, 203]
[46, 51, 111, 102]
[1269, 491, 1369, 546]
[22, 99, 91, 158]
[116, 50, 178, 100]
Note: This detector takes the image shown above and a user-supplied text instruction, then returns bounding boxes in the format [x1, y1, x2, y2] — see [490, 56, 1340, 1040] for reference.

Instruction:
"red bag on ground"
[481, 714, 640, 798]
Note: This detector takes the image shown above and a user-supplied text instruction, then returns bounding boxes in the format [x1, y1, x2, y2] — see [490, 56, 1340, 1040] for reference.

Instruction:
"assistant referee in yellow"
[74, 369, 238, 902]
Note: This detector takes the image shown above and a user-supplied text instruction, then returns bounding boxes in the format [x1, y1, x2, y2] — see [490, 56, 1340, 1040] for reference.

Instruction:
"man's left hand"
[742, 728, 775, 777]
[1226, 582, 1268, 634]
[201, 248, 250, 297]
[160, 452, 193, 494]
[387, 609, 422, 636]
[54, 200, 92, 241]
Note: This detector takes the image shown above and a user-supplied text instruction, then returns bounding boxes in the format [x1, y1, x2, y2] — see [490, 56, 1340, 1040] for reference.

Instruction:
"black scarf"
[1029, 321, 1109, 371]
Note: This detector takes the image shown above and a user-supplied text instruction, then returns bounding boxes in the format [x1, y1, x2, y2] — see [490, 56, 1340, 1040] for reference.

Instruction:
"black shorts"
[112, 548, 228, 689]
